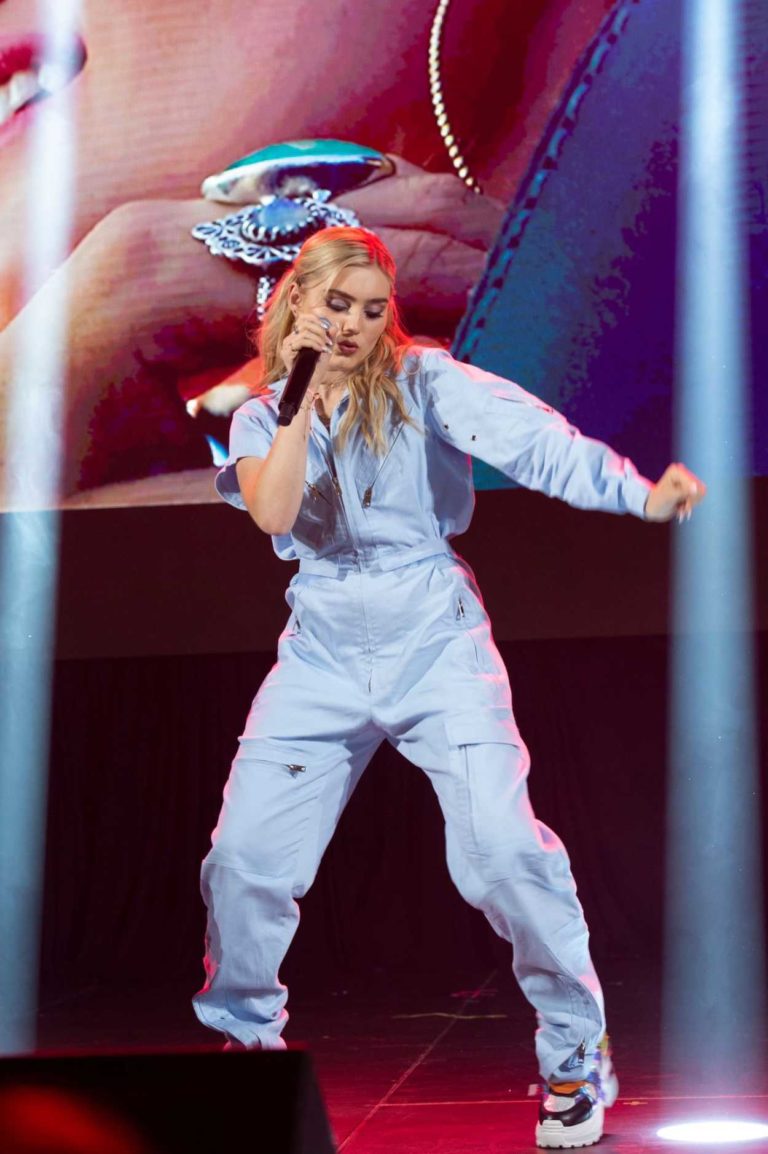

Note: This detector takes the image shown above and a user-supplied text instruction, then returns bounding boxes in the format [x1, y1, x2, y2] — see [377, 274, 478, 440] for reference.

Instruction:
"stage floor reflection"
[36, 958, 768, 1153]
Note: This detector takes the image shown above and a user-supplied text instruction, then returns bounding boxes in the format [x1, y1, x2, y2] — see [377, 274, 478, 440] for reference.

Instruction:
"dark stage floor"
[34, 959, 768, 1153]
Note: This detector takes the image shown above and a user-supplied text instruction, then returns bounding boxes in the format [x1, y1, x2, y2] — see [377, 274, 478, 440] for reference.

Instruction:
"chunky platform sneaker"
[535, 1036, 618, 1149]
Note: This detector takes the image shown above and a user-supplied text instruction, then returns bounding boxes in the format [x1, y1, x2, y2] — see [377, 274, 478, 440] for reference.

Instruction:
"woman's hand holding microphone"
[279, 310, 338, 428]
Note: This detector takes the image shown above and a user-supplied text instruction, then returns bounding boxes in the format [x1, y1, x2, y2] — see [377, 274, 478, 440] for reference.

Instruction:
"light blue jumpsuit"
[192, 346, 652, 1082]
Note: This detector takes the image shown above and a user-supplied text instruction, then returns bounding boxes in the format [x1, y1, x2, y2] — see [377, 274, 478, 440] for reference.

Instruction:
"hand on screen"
[1, 156, 503, 499]
[1, 198, 257, 498]
[335, 156, 504, 322]
[0, 0, 620, 501]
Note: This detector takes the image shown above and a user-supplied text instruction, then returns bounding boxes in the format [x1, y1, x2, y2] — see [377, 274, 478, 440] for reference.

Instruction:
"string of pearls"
[428, 0, 483, 194]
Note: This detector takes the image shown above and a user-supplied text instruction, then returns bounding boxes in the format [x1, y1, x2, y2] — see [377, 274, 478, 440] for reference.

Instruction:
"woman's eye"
[326, 298, 384, 320]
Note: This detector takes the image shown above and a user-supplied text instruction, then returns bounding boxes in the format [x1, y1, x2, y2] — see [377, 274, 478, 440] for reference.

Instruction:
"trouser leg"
[401, 721, 605, 1083]
[193, 737, 374, 1048]
[192, 564, 382, 1047]
[371, 554, 606, 1082]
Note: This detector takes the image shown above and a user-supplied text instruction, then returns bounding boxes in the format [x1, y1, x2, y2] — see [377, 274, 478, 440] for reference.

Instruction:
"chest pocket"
[291, 462, 346, 553]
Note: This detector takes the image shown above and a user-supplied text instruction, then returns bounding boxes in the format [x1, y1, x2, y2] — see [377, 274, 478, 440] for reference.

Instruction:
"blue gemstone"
[252, 198, 309, 238]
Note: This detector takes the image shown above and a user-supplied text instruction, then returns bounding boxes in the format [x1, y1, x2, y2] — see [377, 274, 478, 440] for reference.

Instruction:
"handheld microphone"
[277, 317, 332, 426]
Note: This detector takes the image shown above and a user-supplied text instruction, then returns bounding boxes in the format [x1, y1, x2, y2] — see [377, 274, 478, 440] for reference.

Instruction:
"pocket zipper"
[307, 481, 332, 505]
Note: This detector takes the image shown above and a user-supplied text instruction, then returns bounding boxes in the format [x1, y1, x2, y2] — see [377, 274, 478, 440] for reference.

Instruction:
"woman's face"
[296, 263, 392, 375]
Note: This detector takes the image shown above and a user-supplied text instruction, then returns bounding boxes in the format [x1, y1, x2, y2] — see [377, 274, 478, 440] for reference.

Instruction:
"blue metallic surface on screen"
[457, 0, 767, 490]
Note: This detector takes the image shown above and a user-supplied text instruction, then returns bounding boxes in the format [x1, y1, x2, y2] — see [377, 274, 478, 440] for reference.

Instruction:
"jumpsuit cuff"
[215, 460, 248, 511]
[623, 474, 654, 520]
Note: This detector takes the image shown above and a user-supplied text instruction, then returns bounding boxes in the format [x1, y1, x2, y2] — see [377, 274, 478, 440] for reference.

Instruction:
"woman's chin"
[328, 354, 356, 372]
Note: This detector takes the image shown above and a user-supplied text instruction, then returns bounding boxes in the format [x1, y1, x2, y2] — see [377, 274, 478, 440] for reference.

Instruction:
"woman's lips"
[337, 341, 358, 354]
[0, 33, 87, 141]
[0, 38, 44, 85]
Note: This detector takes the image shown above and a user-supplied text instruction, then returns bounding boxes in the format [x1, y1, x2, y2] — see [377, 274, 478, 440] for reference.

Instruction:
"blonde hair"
[255, 227, 415, 455]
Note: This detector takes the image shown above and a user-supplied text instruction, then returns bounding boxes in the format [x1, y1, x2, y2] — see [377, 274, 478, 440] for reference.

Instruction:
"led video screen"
[0, 0, 765, 508]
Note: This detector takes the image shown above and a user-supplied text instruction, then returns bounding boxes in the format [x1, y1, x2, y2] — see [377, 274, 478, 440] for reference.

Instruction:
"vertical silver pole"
[665, 0, 764, 1087]
[0, 0, 82, 1054]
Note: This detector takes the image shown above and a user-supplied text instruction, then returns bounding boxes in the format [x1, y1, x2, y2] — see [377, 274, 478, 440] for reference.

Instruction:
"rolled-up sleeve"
[215, 397, 275, 511]
[421, 347, 652, 518]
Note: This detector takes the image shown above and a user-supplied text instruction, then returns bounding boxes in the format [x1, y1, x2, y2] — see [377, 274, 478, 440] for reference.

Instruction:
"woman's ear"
[288, 283, 301, 316]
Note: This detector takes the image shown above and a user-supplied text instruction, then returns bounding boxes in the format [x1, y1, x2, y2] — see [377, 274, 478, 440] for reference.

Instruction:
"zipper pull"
[457, 598, 466, 620]
[362, 487, 372, 508]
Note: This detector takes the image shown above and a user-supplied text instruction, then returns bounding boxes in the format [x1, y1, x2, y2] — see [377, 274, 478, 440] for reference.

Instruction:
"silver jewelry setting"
[191, 190, 360, 320]
[193, 5, 482, 319]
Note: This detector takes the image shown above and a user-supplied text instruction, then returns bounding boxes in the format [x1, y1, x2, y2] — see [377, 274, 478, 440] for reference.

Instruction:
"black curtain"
[42, 633, 768, 1001]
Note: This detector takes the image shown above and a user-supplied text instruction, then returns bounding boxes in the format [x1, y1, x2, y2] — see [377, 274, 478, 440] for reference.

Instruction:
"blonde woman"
[193, 226, 703, 1149]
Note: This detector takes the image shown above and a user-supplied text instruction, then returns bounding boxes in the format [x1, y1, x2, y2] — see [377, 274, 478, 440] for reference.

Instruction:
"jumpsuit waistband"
[297, 541, 454, 576]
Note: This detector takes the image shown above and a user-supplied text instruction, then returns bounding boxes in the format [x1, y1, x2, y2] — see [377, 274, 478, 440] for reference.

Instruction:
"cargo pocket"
[445, 709, 530, 873]
[212, 740, 328, 879]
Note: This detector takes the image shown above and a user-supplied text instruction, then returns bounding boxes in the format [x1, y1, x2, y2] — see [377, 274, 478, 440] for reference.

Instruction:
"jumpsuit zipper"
[310, 423, 372, 691]
[361, 419, 407, 508]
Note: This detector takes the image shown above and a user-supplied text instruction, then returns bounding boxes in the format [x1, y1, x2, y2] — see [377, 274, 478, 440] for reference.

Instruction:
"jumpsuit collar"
[312, 389, 350, 440]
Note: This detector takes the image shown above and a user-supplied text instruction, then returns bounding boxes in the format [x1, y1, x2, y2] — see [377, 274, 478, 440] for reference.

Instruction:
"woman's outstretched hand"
[645, 463, 707, 523]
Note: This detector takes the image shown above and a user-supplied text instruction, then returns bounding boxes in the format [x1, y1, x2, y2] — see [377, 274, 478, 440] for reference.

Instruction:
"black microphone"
[277, 317, 332, 426]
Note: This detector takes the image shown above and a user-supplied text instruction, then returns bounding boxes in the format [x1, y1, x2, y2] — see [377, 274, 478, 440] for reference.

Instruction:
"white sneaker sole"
[535, 1101, 605, 1149]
